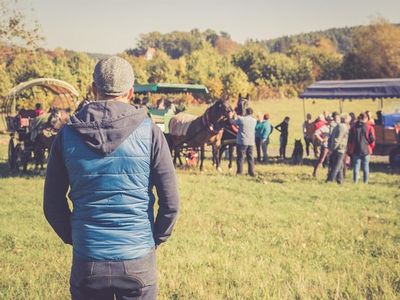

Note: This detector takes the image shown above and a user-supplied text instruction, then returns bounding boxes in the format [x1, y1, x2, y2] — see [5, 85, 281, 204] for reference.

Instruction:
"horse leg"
[212, 145, 217, 166]
[214, 145, 223, 172]
[33, 140, 40, 171]
[200, 145, 205, 172]
[212, 145, 218, 170]
[228, 145, 234, 170]
[173, 148, 178, 167]
[40, 149, 45, 170]
[34, 148, 43, 171]
[177, 148, 183, 166]
[34, 150, 39, 171]
[218, 144, 226, 165]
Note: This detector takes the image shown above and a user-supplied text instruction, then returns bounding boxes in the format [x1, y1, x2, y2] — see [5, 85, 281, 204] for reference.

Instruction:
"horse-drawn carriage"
[134, 83, 211, 167]
[301, 78, 400, 168]
[2, 78, 79, 172]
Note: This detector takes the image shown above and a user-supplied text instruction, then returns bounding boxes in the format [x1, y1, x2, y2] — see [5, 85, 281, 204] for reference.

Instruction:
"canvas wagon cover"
[300, 78, 400, 99]
[169, 113, 197, 136]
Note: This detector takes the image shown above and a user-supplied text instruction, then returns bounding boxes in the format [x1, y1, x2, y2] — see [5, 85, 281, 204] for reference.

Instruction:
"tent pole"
[380, 98, 383, 110]
[302, 98, 306, 121]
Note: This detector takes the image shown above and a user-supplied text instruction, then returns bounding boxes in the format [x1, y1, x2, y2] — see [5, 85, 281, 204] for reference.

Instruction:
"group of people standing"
[305, 110, 376, 184]
[229, 108, 291, 176]
[231, 105, 377, 184]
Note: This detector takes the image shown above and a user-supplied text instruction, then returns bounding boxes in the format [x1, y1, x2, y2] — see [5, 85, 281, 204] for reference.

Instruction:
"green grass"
[0, 99, 399, 299]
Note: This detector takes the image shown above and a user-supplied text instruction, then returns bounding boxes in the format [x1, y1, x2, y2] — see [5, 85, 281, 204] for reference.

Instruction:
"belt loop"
[108, 262, 111, 287]
[123, 261, 127, 274]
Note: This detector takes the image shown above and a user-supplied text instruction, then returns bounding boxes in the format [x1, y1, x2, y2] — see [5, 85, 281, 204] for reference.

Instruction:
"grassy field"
[0, 99, 399, 299]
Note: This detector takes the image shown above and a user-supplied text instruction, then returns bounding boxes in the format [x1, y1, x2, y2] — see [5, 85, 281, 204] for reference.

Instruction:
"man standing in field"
[327, 114, 351, 184]
[230, 107, 257, 176]
[43, 56, 179, 300]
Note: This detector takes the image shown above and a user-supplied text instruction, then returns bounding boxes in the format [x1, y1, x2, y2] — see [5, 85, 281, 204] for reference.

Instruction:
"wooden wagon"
[1, 78, 79, 171]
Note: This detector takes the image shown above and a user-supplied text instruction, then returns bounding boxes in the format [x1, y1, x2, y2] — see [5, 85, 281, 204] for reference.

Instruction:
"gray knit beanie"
[93, 56, 135, 97]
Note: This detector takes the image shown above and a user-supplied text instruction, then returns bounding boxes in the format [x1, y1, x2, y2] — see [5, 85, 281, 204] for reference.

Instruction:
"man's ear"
[127, 88, 134, 101]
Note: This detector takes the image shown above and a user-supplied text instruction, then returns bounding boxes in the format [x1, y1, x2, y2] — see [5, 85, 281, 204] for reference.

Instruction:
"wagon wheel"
[8, 137, 16, 169]
[14, 144, 29, 172]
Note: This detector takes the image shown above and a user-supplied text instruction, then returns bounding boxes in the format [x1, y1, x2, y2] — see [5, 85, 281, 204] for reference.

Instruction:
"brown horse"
[213, 93, 250, 169]
[167, 100, 232, 171]
[31, 108, 69, 171]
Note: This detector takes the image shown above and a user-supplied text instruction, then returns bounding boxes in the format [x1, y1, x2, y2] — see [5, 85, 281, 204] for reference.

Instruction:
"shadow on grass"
[254, 156, 399, 174]
[0, 160, 45, 179]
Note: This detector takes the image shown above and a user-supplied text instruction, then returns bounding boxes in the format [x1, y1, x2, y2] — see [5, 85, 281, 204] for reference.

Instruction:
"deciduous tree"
[341, 20, 400, 79]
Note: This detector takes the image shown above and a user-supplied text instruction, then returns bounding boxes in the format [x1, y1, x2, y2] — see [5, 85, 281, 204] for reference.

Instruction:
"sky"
[27, 0, 400, 54]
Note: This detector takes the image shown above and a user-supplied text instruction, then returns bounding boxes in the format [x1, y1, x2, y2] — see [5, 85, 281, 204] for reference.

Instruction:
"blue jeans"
[261, 138, 269, 162]
[70, 249, 157, 300]
[236, 145, 255, 176]
[327, 151, 344, 184]
[279, 135, 288, 158]
[352, 155, 370, 184]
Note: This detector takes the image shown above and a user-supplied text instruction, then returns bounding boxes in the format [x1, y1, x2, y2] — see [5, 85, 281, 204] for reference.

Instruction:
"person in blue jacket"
[43, 56, 179, 300]
[255, 113, 273, 162]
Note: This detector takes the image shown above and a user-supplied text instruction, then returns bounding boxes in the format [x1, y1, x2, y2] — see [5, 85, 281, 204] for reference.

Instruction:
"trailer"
[300, 78, 400, 168]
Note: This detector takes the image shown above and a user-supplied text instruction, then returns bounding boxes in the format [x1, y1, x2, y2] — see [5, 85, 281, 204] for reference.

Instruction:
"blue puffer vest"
[62, 118, 155, 261]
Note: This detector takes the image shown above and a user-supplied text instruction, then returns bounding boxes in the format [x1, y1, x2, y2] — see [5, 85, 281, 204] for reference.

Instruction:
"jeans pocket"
[123, 249, 157, 287]
[70, 259, 94, 287]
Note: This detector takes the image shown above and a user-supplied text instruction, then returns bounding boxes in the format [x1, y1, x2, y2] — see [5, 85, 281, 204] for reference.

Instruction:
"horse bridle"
[173, 102, 230, 149]
[202, 104, 230, 134]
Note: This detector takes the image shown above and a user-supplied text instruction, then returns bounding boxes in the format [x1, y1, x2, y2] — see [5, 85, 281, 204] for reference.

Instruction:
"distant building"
[145, 47, 156, 60]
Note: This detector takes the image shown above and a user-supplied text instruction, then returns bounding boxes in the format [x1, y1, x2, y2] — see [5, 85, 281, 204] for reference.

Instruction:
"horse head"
[235, 93, 250, 116]
[214, 99, 233, 120]
[47, 108, 69, 131]
[204, 99, 233, 133]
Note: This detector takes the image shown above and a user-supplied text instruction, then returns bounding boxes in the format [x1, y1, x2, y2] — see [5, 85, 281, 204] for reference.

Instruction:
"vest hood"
[68, 100, 148, 155]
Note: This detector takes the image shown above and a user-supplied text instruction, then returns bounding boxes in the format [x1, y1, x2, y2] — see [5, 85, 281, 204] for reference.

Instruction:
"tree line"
[1, 0, 399, 105]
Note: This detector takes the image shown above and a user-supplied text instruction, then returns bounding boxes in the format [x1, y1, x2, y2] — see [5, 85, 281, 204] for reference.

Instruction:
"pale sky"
[28, 0, 400, 54]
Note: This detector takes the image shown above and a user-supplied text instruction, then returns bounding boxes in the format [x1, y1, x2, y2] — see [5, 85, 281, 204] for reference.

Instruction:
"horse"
[235, 93, 250, 116]
[213, 93, 250, 169]
[213, 121, 237, 170]
[167, 100, 232, 171]
[30, 108, 69, 171]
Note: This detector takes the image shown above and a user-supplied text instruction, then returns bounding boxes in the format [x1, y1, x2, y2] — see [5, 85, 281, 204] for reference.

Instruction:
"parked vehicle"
[2, 78, 79, 172]
[301, 78, 400, 168]
[134, 83, 209, 168]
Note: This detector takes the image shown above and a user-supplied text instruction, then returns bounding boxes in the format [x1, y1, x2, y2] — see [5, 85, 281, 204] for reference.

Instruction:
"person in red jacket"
[314, 114, 326, 130]
[35, 103, 44, 116]
[347, 112, 375, 184]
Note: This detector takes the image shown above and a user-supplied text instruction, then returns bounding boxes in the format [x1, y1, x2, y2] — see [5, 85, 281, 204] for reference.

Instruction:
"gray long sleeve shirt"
[232, 115, 257, 146]
[328, 123, 349, 153]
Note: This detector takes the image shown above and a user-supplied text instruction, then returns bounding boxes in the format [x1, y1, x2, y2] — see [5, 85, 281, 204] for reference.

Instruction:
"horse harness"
[173, 105, 226, 149]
